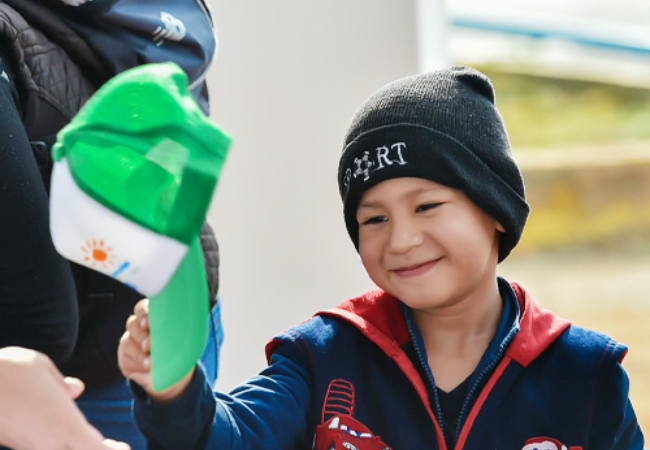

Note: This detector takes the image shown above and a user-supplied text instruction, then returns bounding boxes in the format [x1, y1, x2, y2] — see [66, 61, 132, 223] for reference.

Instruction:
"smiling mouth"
[392, 258, 442, 278]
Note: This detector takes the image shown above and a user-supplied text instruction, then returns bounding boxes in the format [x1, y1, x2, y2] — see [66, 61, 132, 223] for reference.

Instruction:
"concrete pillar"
[415, 0, 451, 71]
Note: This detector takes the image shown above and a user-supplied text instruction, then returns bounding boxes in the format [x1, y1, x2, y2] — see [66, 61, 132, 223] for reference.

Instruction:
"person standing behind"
[0, 0, 223, 448]
[0, 19, 77, 367]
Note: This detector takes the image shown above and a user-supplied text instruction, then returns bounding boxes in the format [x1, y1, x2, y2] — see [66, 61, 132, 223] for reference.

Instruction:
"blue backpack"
[57, 0, 216, 114]
[10, 0, 216, 114]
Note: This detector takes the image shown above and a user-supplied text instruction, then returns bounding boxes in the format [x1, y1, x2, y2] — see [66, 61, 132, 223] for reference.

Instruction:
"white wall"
[204, 1, 420, 391]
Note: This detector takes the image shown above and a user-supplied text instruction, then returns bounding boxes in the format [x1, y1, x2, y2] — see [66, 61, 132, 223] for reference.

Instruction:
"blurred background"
[204, 0, 650, 430]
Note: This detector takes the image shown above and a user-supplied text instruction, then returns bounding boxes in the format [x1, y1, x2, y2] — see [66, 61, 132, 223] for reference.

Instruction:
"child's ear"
[496, 221, 506, 233]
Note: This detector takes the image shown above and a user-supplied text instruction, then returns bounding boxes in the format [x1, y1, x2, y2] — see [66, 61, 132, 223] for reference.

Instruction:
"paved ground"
[499, 247, 650, 431]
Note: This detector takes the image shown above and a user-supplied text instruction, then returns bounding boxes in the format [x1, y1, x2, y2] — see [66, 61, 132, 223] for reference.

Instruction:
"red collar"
[506, 283, 571, 366]
[313, 281, 570, 367]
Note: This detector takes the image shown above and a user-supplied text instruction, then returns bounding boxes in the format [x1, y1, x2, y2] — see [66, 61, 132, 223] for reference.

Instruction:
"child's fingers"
[134, 299, 150, 329]
[117, 331, 155, 396]
[119, 356, 151, 391]
[125, 315, 150, 352]
[118, 350, 153, 394]
[118, 332, 151, 373]
[128, 371, 154, 392]
[120, 351, 151, 378]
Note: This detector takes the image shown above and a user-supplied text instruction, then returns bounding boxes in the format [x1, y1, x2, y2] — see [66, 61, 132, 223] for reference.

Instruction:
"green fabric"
[53, 62, 231, 245]
[148, 236, 208, 391]
[52, 62, 232, 391]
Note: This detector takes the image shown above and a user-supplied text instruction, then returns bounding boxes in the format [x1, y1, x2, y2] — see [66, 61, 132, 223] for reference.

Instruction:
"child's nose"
[387, 219, 424, 254]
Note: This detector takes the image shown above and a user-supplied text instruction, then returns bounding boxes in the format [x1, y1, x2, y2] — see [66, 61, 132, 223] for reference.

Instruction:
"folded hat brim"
[149, 235, 209, 392]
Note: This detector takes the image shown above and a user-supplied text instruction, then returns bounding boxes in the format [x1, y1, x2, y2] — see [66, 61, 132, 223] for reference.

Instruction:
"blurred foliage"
[478, 67, 650, 147]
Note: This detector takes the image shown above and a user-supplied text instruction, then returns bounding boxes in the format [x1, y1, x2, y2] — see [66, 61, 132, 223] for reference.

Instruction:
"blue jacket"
[133, 279, 644, 450]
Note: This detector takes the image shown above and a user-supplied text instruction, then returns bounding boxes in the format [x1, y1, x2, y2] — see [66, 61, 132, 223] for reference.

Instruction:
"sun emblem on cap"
[81, 240, 117, 269]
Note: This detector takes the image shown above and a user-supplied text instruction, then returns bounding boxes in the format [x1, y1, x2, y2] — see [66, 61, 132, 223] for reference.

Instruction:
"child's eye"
[416, 203, 442, 213]
[361, 216, 387, 226]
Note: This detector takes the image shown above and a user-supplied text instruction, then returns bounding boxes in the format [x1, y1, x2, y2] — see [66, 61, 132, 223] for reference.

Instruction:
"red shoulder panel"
[506, 282, 571, 367]
[319, 289, 411, 345]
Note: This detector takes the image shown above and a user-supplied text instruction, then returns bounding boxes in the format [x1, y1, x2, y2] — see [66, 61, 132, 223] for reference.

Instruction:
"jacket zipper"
[405, 280, 522, 450]
[453, 281, 521, 446]
[405, 315, 447, 448]
[453, 326, 519, 445]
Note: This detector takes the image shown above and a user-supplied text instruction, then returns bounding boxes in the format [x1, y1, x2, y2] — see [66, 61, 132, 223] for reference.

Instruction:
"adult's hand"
[0, 347, 130, 450]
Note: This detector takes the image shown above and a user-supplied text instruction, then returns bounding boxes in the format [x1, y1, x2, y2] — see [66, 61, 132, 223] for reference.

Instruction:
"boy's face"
[356, 177, 504, 311]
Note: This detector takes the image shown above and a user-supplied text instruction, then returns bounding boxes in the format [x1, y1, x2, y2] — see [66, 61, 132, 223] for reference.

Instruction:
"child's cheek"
[359, 240, 384, 281]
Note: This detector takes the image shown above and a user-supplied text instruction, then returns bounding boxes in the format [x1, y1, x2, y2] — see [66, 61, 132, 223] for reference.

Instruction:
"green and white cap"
[50, 62, 231, 391]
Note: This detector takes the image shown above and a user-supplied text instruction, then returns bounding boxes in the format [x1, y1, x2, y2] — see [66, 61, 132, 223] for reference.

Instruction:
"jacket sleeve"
[133, 339, 312, 450]
[588, 349, 645, 450]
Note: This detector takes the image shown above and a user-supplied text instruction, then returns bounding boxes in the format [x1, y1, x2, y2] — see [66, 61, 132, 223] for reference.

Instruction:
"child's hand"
[118, 299, 194, 403]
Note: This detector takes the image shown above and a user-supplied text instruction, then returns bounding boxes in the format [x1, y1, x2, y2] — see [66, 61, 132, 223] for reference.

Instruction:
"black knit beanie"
[338, 66, 530, 262]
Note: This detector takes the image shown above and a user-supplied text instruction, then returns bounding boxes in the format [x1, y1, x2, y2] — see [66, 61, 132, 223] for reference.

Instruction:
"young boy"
[118, 66, 644, 450]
